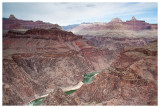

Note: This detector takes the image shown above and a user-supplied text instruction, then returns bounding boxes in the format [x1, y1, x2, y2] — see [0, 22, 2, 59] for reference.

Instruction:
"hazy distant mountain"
[62, 24, 79, 31]
[62, 22, 93, 31]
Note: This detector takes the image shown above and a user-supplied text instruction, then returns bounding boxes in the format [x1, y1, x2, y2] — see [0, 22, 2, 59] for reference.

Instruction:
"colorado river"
[27, 70, 101, 105]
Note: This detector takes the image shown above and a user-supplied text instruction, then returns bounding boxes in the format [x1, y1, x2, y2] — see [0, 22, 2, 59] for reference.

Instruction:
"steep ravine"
[27, 71, 101, 105]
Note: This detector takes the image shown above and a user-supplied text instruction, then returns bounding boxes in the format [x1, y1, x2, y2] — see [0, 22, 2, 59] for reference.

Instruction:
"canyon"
[3, 15, 157, 105]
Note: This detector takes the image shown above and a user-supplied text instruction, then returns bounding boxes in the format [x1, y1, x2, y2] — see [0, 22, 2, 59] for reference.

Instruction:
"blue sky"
[3, 2, 158, 26]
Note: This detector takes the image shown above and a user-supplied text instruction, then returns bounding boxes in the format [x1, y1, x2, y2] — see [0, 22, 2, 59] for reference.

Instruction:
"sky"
[2, 2, 158, 26]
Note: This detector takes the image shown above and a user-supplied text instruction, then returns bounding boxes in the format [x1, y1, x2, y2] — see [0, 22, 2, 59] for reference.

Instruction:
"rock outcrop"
[131, 16, 136, 21]
[124, 16, 155, 31]
[109, 18, 122, 23]
[9, 14, 17, 20]
[5, 28, 82, 41]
